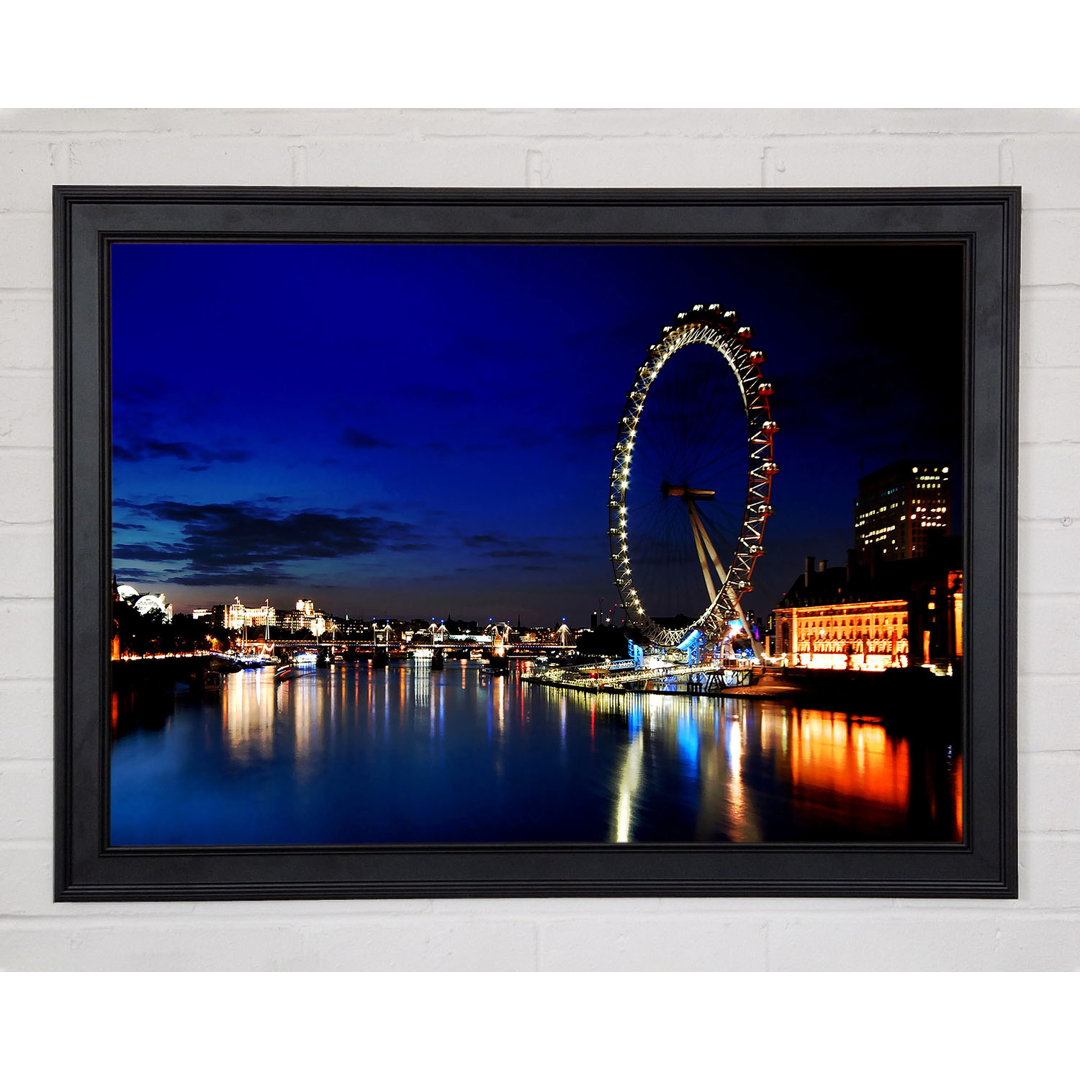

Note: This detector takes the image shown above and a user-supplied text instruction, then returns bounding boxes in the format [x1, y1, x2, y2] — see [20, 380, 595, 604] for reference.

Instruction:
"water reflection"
[612, 729, 644, 843]
[221, 668, 276, 759]
[110, 663, 962, 846]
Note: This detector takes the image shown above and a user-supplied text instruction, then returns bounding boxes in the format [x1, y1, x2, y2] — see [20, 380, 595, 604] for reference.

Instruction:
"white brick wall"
[2, 108, 1078, 971]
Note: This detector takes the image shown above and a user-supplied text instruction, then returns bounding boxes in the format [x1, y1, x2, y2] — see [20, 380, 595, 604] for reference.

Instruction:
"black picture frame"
[54, 186, 1019, 900]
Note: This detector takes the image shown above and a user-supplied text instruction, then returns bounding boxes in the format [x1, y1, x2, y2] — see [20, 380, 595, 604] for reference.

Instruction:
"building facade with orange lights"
[772, 557, 962, 671]
[773, 597, 910, 671]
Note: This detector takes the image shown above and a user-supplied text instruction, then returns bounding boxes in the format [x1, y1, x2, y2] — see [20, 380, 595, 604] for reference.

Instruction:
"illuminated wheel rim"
[609, 304, 777, 648]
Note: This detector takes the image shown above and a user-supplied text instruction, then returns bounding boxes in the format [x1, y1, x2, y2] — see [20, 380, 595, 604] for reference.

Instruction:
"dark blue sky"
[110, 241, 963, 626]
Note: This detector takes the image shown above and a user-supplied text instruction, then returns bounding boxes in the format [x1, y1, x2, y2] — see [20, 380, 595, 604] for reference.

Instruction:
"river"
[109, 660, 962, 846]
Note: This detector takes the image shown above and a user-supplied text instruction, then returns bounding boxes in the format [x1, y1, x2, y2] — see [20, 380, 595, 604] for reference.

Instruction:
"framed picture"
[54, 186, 1018, 899]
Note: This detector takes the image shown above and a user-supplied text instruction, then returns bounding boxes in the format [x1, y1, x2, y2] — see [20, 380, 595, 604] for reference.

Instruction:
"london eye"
[609, 304, 778, 651]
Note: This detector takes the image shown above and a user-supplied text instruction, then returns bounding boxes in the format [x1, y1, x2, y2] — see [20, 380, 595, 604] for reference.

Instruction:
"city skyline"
[110, 241, 964, 626]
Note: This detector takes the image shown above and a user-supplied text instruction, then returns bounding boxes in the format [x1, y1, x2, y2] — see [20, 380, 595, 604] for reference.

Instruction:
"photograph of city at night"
[108, 241, 964, 846]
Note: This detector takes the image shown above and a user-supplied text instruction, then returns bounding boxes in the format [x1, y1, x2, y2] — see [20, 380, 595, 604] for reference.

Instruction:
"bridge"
[251, 640, 576, 654]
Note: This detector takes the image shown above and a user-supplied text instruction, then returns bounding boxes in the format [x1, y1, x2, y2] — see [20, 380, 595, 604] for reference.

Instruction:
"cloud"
[170, 567, 300, 587]
[462, 533, 553, 562]
[113, 542, 189, 561]
[113, 499, 430, 580]
[113, 436, 250, 469]
[462, 534, 503, 548]
[112, 565, 165, 583]
[342, 427, 390, 450]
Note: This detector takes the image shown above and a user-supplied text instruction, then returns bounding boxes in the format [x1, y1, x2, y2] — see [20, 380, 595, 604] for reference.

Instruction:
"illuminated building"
[773, 540, 962, 670]
[223, 598, 276, 631]
[133, 593, 172, 621]
[268, 598, 328, 635]
[773, 598, 909, 671]
[275, 610, 304, 632]
[854, 460, 951, 562]
[115, 582, 173, 623]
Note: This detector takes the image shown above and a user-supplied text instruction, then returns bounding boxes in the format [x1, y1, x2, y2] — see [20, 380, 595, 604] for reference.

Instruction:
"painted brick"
[0, 526, 51, 599]
[1019, 521, 1080, 594]
[770, 914, 1080, 970]
[413, 109, 1080, 139]
[1020, 368, 1080, 445]
[0, 214, 51, 290]
[767, 916, 1004, 970]
[1019, 446, 1080, 520]
[5, 108, 1080, 139]
[304, 138, 532, 187]
[431, 896, 662, 916]
[67, 136, 295, 186]
[538, 916, 769, 971]
[0, 762, 52, 841]
[1020, 290, 1080, 370]
[1019, 677, 1080, 753]
[0, 844, 52, 914]
[762, 136, 1002, 188]
[0, 373, 51, 448]
[0, 600, 51, 679]
[0, 109, 170, 134]
[0, 921, 308, 971]
[0, 450, 51, 524]
[0, 681, 52, 759]
[0, 925, 78, 969]
[203, 898, 435, 919]
[656, 895, 898, 916]
[0, 296, 52, 372]
[1019, 596, 1080, 675]
[1019, 753, 1080, 833]
[1004, 136, 1080, 210]
[0, 138, 66, 213]
[536, 137, 765, 187]
[302, 917, 537, 971]
[1022, 211, 1080, 286]
[1021, 291, 1080, 369]
[0, 108, 414, 137]
[1018, 835, 1080, 909]
[414, 110, 769, 139]
[992, 917, 1080, 969]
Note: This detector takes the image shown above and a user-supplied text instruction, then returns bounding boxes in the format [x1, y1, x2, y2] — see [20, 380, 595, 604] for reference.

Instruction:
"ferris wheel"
[609, 304, 778, 650]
